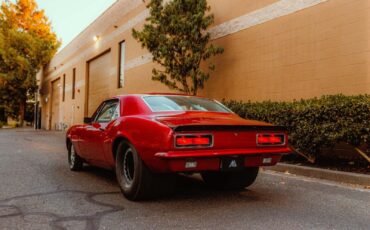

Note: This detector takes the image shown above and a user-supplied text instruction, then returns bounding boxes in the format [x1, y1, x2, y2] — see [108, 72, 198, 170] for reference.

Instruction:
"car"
[66, 94, 291, 200]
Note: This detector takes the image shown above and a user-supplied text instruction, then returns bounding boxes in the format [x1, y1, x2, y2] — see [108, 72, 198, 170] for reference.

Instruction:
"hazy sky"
[36, 0, 117, 51]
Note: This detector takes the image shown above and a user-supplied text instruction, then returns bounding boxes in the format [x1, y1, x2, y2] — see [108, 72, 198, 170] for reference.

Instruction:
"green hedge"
[223, 94, 370, 159]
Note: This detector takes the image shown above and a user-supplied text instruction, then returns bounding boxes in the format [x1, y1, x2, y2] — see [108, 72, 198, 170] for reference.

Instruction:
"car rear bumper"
[154, 147, 291, 172]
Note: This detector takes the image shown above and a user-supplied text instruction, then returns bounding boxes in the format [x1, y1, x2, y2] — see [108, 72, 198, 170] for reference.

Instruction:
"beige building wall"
[39, 0, 370, 130]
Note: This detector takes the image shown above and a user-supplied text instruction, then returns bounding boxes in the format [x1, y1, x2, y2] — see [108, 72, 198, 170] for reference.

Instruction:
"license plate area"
[220, 156, 244, 171]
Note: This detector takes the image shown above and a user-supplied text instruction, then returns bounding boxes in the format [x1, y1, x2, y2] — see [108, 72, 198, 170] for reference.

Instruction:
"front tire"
[201, 167, 259, 190]
[115, 141, 175, 201]
[68, 142, 83, 171]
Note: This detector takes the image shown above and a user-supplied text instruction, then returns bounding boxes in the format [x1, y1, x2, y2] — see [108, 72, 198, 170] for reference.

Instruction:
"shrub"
[0, 121, 3, 128]
[223, 94, 370, 160]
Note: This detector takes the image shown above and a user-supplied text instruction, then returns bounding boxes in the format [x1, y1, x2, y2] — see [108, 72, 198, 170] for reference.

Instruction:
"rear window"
[143, 95, 232, 113]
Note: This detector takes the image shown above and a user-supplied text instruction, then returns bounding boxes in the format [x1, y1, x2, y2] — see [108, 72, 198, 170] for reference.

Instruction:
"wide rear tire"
[201, 167, 259, 190]
[115, 141, 175, 201]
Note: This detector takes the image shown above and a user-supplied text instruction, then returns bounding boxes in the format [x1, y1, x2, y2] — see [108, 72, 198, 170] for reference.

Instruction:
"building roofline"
[56, 0, 119, 55]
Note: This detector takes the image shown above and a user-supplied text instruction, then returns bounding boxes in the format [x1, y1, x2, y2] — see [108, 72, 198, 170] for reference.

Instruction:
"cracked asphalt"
[0, 128, 369, 230]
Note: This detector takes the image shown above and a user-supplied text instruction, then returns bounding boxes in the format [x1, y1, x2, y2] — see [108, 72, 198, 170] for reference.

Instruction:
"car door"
[79, 99, 120, 163]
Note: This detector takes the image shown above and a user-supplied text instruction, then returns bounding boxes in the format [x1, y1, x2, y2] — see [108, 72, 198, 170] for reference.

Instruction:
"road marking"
[262, 170, 370, 193]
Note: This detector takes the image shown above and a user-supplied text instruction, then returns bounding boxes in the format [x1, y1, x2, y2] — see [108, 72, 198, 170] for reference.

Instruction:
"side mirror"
[91, 122, 101, 129]
[84, 117, 92, 124]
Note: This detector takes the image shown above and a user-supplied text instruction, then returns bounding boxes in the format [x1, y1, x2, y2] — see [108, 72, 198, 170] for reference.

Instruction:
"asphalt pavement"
[0, 128, 369, 230]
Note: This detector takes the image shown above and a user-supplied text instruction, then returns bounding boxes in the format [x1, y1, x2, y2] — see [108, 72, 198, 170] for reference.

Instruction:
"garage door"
[50, 78, 61, 130]
[87, 51, 112, 116]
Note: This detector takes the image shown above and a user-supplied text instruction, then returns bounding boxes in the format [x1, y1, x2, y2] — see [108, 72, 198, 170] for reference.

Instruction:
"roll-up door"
[87, 50, 112, 116]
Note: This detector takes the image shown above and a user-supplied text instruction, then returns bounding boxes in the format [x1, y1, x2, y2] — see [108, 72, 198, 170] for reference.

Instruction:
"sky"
[36, 0, 117, 51]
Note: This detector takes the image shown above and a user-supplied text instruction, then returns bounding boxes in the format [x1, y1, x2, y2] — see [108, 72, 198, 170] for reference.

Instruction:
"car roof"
[110, 93, 206, 101]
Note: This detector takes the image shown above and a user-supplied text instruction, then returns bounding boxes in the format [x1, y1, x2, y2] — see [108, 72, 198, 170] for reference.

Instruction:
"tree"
[132, 0, 223, 95]
[0, 0, 60, 125]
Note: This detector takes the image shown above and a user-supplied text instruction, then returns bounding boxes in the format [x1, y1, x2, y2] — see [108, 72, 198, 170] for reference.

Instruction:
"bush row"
[223, 94, 370, 160]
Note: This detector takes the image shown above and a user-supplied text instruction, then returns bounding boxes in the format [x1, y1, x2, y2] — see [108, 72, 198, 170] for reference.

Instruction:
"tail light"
[175, 134, 213, 148]
[257, 133, 285, 146]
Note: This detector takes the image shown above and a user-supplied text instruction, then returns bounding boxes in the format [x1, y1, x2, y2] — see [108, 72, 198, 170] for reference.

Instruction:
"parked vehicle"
[66, 94, 291, 200]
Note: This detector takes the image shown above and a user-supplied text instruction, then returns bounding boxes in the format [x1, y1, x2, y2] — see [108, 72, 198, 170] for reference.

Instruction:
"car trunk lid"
[155, 112, 287, 149]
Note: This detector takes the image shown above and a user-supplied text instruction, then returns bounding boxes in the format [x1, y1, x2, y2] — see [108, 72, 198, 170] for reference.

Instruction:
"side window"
[112, 105, 120, 120]
[95, 101, 119, 123]
[91, 102, 105, 122]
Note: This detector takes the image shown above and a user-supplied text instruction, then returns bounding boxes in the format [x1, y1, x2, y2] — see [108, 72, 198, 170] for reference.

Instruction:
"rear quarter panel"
[104, 116, 174, 170]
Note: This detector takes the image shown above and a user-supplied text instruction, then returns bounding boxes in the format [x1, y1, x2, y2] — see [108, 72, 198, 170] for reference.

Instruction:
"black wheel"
[201, 167, 259, 190]
[115, 141, 175, 201]
[68, 142, 83, 171]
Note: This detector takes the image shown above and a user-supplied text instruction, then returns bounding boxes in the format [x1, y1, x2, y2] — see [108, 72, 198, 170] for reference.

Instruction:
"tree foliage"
[132, 0, 223, 95]
[0, 0, 60, 123]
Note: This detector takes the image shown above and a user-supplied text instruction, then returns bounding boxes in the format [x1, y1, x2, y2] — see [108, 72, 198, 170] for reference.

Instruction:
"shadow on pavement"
[82, 165, 268, 203]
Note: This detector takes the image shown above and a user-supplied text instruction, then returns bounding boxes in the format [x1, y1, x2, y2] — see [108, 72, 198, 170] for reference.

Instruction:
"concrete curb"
[266, 163, 370, 186]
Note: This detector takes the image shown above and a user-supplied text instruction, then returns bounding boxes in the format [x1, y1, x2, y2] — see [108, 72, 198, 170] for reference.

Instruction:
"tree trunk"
[19, 101, 25, 127]
[192, 86, 197, 95]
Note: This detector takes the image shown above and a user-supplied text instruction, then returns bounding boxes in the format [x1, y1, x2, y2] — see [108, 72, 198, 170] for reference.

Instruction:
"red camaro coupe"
[66, 94, 291, 200]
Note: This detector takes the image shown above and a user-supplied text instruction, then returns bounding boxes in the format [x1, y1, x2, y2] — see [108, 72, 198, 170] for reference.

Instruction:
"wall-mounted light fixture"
[93, 35, 100, 42]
